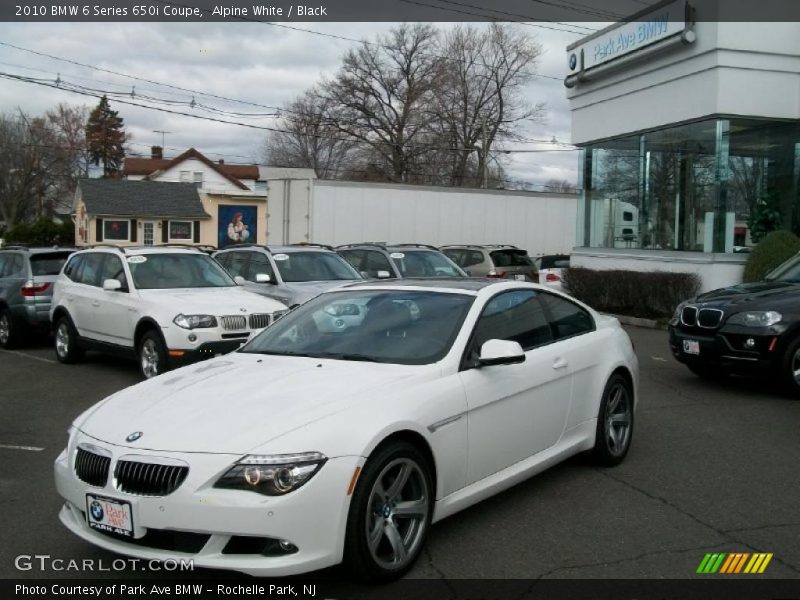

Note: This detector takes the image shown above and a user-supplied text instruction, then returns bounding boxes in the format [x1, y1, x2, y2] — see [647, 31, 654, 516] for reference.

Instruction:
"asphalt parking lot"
[1, 326, 799, 581]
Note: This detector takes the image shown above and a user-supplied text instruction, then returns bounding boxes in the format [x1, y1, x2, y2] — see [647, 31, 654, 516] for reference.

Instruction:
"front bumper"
[668, 324, 785, 374]
[54, 433, 360, 576]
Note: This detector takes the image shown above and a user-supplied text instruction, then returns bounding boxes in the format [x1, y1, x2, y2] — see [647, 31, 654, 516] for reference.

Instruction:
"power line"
[527, 0, 625, 20]
[427, 0, 601, 31]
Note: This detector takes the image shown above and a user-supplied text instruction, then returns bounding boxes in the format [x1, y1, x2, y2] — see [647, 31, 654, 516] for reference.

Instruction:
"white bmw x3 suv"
[50, 245, 287, 378]
[55, 278, 638, 581]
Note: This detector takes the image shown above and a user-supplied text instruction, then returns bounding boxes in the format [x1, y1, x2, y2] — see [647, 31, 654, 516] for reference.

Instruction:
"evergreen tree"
[85, 95, 126, 177]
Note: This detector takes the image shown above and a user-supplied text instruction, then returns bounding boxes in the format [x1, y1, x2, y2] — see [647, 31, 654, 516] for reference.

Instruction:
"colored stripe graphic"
[698, 552, 773, 574]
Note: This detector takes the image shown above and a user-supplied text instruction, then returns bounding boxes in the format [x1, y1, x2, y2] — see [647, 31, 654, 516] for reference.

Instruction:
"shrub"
[563, 267, 701, 319]
[4, 218, 75, 247]
[743, 230, 800, 283]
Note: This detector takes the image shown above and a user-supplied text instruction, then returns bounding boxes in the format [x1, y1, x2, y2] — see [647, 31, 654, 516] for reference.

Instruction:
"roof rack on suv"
[0, 244, 31, 251]
[216, 243, 272, 252]
[390, 243, 440, 250]
[159, 243, 205, 251]
[87, 244, 127, 253]
[483, 244, 519, 249]
[290, 242, 335, 251]
[335, 242, 387, 250]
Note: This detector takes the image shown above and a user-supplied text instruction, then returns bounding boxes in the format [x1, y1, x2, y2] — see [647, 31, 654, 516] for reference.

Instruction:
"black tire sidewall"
[780, 337, 800, 397]
[592, 373, 634, 467]
[344, 441, 433, 582]
[0, 308, 17, 349]
[138, 330, 168, 379]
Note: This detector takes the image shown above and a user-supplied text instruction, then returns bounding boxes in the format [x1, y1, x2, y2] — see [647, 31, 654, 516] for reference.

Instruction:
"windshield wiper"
[308, 352, 382, 362]
[240, 349, 315, 357]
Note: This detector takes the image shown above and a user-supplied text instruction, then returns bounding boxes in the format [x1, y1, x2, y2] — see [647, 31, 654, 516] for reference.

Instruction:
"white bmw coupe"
[54, 279, 638, 581]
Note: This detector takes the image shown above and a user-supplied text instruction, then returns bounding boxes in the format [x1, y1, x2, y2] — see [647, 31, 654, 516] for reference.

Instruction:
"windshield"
[490, 249, 533, 267]
[765, 254, 800, 283]
[389, 250, 466, 278]
[240, 289, 474, 365]
[128, 253, 235, 289]
[274, 251, 361, 283]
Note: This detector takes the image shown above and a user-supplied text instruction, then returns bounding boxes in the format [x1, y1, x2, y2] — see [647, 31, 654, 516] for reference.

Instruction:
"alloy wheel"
[140, 338, 160, 378]
[605, 382, 632, 457]
[0, 314, 9, 345]
[792, 347, 800, 386]
[55, 322, 70, 359]
[365, 457, 429, 570]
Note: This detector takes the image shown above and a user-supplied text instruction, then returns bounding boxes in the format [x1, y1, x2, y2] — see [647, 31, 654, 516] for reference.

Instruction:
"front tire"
[344, 441, 433, 582]
[138, 330, 169, 379]
[0, 308, 19, 349]
[54, 316, 84, 363]
[592, 373, 634, 467]
[780, 337, 800, 399]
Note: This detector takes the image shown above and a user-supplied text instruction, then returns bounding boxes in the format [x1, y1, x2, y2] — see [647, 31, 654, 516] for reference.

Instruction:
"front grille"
[220, 315, 247, 330]
[248, 313, 272, 329]
[75, 446, 111, 487]
[114, 460, 188, 496]
[680, 306, 698, 327]
[698, 308, 724, 328]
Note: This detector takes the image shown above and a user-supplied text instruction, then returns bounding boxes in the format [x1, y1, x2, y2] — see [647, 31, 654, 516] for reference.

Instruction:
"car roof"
[0, 246, 75, 254]
[215, 244, 337, 254]
[76, 245, 204, 255]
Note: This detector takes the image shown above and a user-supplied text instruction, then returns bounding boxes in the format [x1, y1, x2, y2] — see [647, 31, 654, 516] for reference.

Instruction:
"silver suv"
[0, 245, 75, 348]
[440, 245, 537, 281]
[337, 243, 467, 279]
[214, 244, 363, 307]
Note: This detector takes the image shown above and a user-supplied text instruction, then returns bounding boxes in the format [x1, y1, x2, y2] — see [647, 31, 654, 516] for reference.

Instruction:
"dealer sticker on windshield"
[683, 340, 700, 355]
[86, 494, 133, 537]
[389, 252, 405, 259]
[126, 256, 147, 264]
[273, 253, 289, 261]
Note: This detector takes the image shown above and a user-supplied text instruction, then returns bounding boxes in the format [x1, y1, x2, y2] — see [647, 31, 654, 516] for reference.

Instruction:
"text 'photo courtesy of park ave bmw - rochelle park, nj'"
[0, 1, 799, 599]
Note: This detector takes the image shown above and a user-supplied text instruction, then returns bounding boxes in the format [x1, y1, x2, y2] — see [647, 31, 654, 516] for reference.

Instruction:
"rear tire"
[0, 308, 19, 349]
[780, 337, 800, 399]
[54, 316, 84, 364]
[344, 441, 433, 582]
[591, 374, 634, 467]
[138, 330, 169, 379]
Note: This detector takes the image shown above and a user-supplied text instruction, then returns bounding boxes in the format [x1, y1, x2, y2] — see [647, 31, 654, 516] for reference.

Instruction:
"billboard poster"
[218, 205, 257, 248]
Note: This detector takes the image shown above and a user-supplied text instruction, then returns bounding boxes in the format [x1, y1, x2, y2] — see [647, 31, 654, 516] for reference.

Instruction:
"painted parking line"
[0, 444, 45, 452]
[0, 349, 57, 364]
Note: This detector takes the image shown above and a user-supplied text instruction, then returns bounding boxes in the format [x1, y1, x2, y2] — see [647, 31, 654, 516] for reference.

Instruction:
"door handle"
[552, 357, 568, 370]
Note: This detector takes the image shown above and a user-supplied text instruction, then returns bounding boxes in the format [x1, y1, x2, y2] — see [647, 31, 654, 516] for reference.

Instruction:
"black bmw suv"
[669, 252, 800, 395]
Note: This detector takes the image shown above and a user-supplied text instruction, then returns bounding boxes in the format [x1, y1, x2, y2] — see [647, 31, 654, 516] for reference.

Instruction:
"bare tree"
[433, 24, 546, 187]
[544, 178, 578, 193]
[46, 103, 90, 215]
[321, 23, 443, 183]
[263, 89, 357, 179]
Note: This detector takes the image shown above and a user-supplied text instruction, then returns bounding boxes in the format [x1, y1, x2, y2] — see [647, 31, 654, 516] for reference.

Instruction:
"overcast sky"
[0, 21, 608, 188]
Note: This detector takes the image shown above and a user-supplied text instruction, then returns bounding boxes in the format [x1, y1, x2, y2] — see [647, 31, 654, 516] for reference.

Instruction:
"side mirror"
[376, 270, 391, 279]
[255, 272, 272, 283]
[102, 279, 122, 292]
[478, 339, 525, 367]
[234, 275, 246, 286]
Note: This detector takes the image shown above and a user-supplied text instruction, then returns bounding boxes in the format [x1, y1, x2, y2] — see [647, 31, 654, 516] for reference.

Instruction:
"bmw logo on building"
[90, 500, 104, 521]
[126, 431, 143, 443]
[569, 53, 577, 71]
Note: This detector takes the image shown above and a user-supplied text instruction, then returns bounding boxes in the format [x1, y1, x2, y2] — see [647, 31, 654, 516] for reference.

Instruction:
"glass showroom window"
[103, 219, 130, 241]
[169, 221, 194, 241]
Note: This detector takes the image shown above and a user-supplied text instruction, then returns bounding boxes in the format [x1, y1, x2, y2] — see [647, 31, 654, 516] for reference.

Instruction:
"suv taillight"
[487, 270, 507, 278]
[545, 273, 561, 282]
[21, 281, 51, 297]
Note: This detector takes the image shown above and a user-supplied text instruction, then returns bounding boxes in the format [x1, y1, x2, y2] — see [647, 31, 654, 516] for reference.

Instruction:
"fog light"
[188, 334, 197, 342]
[278, 539, 297, 553]
[744, 338, 756, 349]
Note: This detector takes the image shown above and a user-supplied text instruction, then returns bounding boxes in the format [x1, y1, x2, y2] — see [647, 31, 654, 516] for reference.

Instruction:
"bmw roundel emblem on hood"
[126, 431, 143, 443]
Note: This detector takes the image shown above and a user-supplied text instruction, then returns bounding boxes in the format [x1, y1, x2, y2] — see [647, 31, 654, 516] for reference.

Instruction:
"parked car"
[338, 243, 467, 279]
[214, 243, 362, 307]
[54, 278, 638, 580]
[50, 245, 287, 379]
[440, 244, 537, 281]
[669, 251, 800, 395]
[0, 245, 75, 348]
[533, 254, 571, 291]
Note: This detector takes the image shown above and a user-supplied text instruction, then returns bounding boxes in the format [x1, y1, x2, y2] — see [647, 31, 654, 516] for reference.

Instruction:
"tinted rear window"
[489, 250, 532, 267]
[31, 252, 73, 276]
[538, 255, 570, 269]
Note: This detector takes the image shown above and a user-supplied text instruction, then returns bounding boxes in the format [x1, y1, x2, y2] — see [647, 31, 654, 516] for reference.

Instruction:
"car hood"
[694, 280, 800, 310]
[139, 287, 287, 316]
[282, 280, 359, 305]
[77, 353, 430, 454]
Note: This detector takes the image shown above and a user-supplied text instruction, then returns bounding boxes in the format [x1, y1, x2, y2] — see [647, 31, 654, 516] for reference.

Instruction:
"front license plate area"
[683, 339, 700, 355]
[86, 494, 133, 538]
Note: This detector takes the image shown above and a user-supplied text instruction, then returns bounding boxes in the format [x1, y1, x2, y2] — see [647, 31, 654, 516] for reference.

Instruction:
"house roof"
[123, 148, 260, 189]
[78, 179, 210, 219]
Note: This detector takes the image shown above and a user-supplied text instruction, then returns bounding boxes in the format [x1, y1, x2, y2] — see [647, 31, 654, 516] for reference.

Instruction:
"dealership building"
[565, 0, 800, 291]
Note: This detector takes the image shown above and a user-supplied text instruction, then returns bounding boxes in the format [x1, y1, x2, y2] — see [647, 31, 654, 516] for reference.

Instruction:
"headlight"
[214, 452, 327, 496]
[173, 314, 218, 329]
[726, 311, 782, 327]
[324, 303, 360, 317]
[272, 309, 290, 321]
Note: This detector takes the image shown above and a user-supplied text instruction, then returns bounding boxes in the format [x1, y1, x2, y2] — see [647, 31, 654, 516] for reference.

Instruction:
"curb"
[602, 313, 668, 330]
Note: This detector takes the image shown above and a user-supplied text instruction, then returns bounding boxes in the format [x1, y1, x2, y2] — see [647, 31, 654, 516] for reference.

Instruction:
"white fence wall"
[305, 181, 577, 256]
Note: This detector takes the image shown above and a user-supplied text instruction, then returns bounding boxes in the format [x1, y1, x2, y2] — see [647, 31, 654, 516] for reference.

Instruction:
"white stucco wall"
[147, 158, 256, 194]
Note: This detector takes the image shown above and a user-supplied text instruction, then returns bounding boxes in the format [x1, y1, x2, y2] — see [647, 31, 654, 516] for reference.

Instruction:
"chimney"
[151, 146, 163, 160]
[218, 159, 225, 165]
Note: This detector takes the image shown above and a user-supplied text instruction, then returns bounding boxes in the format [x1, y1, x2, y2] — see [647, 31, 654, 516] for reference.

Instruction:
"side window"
[442, 249, 463, 266]
[76, 253, 105, 287]
[64, 255, 85, 281]
[0, 254, 8, 278]
[6, 253, 24, 277]
[99, 255, 129, 290]
[472, 290, 553, 353]
[466, 251, 485, 267]
[540, 293, 594, 340]
[247, 252, 274, 282]
[339, 249, 364, 271]
[225, 252, 250, 279]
